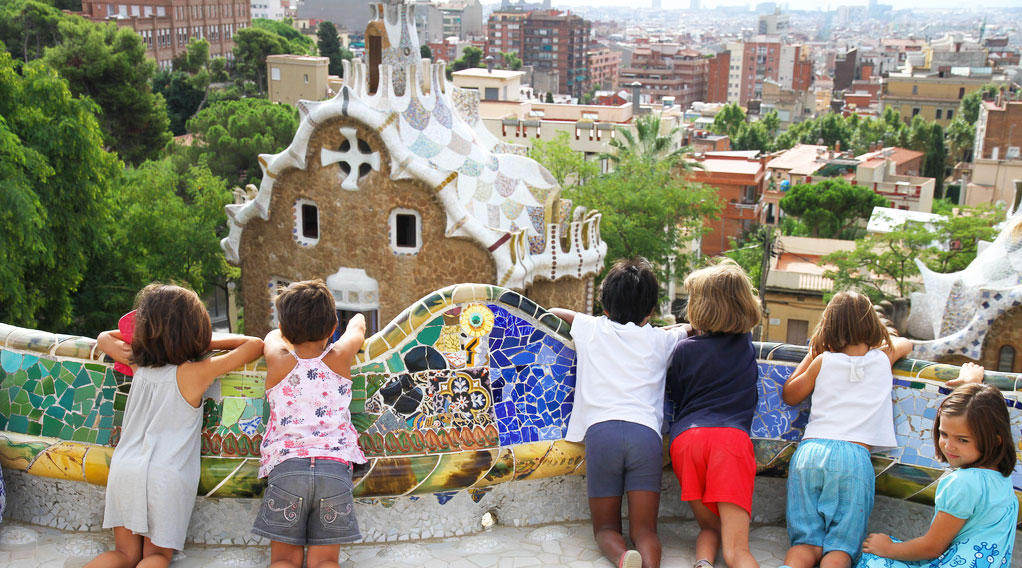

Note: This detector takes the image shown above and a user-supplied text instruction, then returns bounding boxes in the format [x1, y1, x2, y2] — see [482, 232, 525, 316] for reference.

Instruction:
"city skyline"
[487, 0, 1022, 10]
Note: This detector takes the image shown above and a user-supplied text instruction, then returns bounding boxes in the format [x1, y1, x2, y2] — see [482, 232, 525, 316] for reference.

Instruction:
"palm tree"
[600, 113, 696, 170]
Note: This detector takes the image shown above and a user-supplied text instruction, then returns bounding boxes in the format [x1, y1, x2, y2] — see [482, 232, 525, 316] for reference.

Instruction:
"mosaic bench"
[2, 284, 1022, 540]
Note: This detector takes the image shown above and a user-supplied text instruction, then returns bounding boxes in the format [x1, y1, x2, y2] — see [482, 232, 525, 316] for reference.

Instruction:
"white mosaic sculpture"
[908, 203, 1022, 361]
[221, 0, 606, 291]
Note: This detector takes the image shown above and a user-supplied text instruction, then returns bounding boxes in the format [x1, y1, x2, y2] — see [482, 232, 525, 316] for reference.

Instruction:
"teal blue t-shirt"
[857, 467, 1017, 568]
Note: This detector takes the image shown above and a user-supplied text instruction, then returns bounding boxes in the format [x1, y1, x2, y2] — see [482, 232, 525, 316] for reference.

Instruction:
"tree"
[603, 113, 689, 165]
[70, 160, 236, 336]
[924, 202, 1005, 273]
[500, 50, 522, 71]
[922, 123, 946, 198]
[316, 21, 351, 76]
[779, 178, 889, 239]
[0, 50, 121, 329]
[0, 0, 65, 63]
[156, 39, 229, 134]
[946, 117, 975, 164]
[420, 44, 432, 60]
[711, 102, 746, 140]
[234, 26, 290, 92]
[176, 98, 299, 186]
[545, 91, 554, 103]
[823, 225, 931, 302]
[529, 131, 599, 189]
[447, 45, 483, 78]
[43, 18, 171, 165]
[253, 18, 315, 55]
[563, 150, 721, 285]
[731, 121, 771, 153]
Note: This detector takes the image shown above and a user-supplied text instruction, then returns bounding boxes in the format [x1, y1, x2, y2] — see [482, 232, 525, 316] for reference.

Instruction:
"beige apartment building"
[881, 71, 1004, 127]
[266, 55, 332, 106]
[451, 68, 524, 102]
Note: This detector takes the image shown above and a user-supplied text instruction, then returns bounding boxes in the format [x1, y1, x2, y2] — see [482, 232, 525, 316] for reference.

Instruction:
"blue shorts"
[787, 439, 875, 559]
[583, 420, 664, 497]
[251, 457, 361, 546]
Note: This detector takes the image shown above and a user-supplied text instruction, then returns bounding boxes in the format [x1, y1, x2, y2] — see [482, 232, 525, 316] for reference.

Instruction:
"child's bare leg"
[590, 496, 629, 565]
[269, 541, 305, 568]
[718, 502, 758, 568]
[626, 490, 661, 568]
[820, 550, 852, 568]
[306, 544, 342, 568]
[85, 527, 143, 568]
[136, 538, 173, 568]
[688, 500, 721, 565]
[784, 544, 823, 568]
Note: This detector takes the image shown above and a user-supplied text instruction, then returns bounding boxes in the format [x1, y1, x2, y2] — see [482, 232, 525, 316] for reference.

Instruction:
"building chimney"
[486, 55, 495, 73]
[629, 81, 643, 115]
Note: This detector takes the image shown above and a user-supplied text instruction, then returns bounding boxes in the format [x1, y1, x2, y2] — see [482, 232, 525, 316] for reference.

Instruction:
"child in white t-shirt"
[551, 258, 688, 568]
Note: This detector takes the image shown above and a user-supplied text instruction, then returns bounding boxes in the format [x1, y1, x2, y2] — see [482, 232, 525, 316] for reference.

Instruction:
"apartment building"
[520, 11, 590, 98]
[967, 94, 1022, 208]
[440, 0, 483, 39]
[587, 46, 621, 91]
[687, 151, 766, 257]
[485, 9, 527, 57]
[709, 37, 811, 106]
[78, 0, 251, 68]
[250, 0, 284, 20]
[881, 69, 1004, 127]
[618, 44, 707, 109]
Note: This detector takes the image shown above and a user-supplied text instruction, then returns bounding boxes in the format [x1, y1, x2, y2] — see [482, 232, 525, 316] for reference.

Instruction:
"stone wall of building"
[523, 275, 592, 315]
[239, 117, 497, 337]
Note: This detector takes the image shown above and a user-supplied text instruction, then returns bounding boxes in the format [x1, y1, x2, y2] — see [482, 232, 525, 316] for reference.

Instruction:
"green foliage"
[420, 44, 432, 60]
[724, 226, 770, 289]
[959, 84, 999, 124]
[0, 0, 65, 63]
[70, 160, 236, 336]
[708, 105, 777, 153]
[923, 123, 946, 197]
[711, 102, 746, 139]
[564, 152, 721, 285]
[177, 98, 299, 186]
[155, 39, 229, 135]
[43, 18, 171, 165]
[604, 113, 689, 165]
[545, 91, 554, 103]
[316, 21, 351, 76]
[447, 45, 483, 78]
[528, 131, 598, 189]
[946, 117, 975, 164]
[253, 18, 315, 55]
[779, 178, 889, 239]
[822, 203, 1005, 301]
[0, 50, 121, 329]
[234, 27, 290, 92]
[500, 51, 522, 71]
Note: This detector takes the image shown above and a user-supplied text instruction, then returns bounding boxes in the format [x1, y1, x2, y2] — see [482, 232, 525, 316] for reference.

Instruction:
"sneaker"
[619, 550, 642, 568]
[694, 560, 714, 568]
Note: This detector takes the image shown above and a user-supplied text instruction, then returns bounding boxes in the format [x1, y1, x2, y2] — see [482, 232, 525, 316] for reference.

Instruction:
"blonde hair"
[684, 259, 761, 334]
[809, 291, 892, 354]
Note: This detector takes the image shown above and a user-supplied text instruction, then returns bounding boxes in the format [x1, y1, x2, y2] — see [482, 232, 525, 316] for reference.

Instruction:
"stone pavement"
[0, 519, 791, 568]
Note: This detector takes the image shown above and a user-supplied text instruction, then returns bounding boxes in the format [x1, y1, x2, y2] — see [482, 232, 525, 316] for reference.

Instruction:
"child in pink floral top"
[252, 280, 367, 568]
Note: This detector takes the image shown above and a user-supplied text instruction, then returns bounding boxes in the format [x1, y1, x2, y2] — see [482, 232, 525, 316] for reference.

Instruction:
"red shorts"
[670, 427, 756, 516]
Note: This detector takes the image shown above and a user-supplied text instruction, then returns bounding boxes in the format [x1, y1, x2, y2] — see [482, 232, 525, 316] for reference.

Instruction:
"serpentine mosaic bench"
[2, 284, 1021, 542]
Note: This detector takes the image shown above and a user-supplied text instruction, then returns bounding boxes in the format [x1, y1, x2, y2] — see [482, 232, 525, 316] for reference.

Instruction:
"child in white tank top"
[781, 291, 913, 568]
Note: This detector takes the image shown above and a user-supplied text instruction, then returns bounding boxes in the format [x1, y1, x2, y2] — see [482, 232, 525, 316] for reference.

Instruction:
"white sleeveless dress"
[102, 364, 202, 550]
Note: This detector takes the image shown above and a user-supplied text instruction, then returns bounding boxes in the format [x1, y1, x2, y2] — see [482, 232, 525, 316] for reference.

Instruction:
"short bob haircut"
[275, 279, 338, 344]
[934, 383, 1017, 477]
[131, 284, 212, 367]
[808, 291, 892, 355]
[600, 258, 658, 325]
[684, 258, 761, 334]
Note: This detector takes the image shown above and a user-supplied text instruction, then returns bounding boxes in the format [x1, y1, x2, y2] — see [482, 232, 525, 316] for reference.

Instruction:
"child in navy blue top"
[667, 259, 762, 568]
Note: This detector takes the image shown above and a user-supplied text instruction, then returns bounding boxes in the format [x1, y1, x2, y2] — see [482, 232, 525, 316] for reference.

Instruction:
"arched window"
[998, 345, 1016, 373]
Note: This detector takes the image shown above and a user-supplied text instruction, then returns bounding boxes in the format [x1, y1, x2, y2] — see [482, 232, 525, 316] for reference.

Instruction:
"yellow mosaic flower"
[459, 304, 494, 338]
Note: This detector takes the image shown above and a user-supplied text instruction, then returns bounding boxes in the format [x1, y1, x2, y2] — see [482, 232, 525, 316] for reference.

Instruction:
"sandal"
[619, 550, 642, 568]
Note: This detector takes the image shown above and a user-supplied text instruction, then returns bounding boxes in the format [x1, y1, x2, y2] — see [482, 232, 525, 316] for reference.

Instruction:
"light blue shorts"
[786, 438, 875, 559]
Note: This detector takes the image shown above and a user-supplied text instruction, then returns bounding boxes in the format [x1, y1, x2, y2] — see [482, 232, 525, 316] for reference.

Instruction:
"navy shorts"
[583, 420, 664, 497]
[251, 457, 361, 546]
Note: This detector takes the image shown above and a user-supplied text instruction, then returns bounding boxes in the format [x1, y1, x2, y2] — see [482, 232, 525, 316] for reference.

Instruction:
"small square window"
[301, 204, 318, 239]
[396, 214, 417, 247]
[390, 208, 422, 255]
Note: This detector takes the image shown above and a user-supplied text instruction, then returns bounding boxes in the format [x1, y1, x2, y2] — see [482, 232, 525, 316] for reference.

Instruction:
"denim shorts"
[786, 439, 874, 559]
[583, 420, 664, 497]
[251, 457, 361, 546]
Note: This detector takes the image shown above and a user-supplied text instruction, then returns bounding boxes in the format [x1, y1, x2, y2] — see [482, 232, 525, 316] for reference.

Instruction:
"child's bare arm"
[97, 330, 134, 369]
[179, 335, 264, 407]
[324, 314, 367, 378]
[862, 512, 966, 561]
[782, 351, 823, 406]
[549, 308, 576, 324]
[883, 336, 913, 366]
[946, 362, 984, 387]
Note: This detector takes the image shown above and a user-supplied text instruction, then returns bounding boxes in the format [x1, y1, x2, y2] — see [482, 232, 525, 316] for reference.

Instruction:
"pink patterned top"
[259, 345, 366, 478]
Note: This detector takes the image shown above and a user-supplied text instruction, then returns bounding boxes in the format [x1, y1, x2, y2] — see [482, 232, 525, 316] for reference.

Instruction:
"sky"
[489, 0, 1021, 9]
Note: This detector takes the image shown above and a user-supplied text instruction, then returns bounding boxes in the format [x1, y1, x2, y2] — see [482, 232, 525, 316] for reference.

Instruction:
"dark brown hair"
[809, 291, 892, 354]
[933, 383, 1017, 476]
[275, 279, 337, 344]
[131, 284, 212, 367]
[684, 258, 761, 334]
[600, 258, 659, 325]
